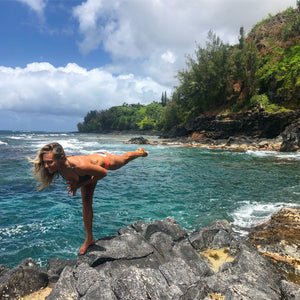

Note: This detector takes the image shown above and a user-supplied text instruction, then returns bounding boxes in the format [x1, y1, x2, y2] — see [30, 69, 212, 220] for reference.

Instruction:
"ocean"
[0, 131, 299, 269]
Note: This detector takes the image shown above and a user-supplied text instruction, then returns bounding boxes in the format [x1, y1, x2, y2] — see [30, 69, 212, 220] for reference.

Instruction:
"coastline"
[124, 110, 300, 152]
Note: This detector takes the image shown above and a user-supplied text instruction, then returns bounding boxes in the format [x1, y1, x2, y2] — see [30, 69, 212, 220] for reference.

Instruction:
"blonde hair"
[30, 143, 66, 191]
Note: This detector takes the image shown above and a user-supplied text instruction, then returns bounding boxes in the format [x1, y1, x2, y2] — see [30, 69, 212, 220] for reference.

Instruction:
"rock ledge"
[1, 209, 299, 299]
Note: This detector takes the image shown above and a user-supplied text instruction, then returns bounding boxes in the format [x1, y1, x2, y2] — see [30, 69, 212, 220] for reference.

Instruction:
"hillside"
[78, 6, 300, 135]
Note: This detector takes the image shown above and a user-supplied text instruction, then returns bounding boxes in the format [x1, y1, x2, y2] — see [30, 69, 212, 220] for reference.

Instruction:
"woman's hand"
[66, 180, 79, 196]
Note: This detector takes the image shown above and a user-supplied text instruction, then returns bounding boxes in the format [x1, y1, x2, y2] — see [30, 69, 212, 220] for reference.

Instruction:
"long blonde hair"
[30, 143, 66, 191]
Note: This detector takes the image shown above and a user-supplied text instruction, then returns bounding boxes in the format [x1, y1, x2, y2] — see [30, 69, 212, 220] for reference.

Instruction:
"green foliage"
[258, 45, 300, 104]
[77, 102, 165, 132]
[250, 94, 270, 109]
[161, 98, 182, 131]
[174, 31, 232, 119]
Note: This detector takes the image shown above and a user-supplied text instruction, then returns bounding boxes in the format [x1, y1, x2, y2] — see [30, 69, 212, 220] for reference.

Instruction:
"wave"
[246, 150, 300, 160]
[0, 140, 8, 145]
[230, 201, 300, 236]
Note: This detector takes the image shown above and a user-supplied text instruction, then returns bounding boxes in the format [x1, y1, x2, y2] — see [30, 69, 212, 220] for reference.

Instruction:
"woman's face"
[43, 152, 60, 174]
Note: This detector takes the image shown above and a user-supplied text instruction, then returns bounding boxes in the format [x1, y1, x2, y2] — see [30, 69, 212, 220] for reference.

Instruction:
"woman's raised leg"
[79, 181, 97, 254]
[107, 148, 148, 170]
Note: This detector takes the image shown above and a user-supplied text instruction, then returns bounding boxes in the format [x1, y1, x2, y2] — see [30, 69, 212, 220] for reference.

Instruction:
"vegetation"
[78, 5, 299, 133]
[77, 101, 166, 132]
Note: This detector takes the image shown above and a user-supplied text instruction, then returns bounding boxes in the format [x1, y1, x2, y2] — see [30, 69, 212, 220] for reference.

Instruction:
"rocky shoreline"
[1, 207, 299, 299]
[127, 111, 300, 152]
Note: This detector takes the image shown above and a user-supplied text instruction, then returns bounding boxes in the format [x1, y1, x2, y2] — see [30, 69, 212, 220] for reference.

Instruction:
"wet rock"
[0, 258, 49, 299]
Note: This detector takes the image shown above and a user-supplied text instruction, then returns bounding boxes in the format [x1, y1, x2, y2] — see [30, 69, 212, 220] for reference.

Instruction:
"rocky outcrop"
[126, 136, 150, 144]
[166, 111, 299, 139]
[249, 207, 300, 284]
[0, 258, 49, 299]
[280, 119, 300, 152]
[1, 209, 299, 299]
[162, 111, 300, 151]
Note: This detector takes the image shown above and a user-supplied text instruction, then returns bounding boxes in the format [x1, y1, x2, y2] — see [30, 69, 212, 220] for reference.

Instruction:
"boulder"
[188, 219, 233, 251]
[126, 136, 150, 144]
[0, 258, 49, 299]
[280, 119, 300, 151]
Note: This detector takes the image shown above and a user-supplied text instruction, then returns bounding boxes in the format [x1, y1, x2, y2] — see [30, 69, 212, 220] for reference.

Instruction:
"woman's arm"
[66, 162, 108, 196]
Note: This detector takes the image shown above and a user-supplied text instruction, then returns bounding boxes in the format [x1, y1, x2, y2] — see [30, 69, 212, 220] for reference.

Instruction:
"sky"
[0, 0, 296, 132]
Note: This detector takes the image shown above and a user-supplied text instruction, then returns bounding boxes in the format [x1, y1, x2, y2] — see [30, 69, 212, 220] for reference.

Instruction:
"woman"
[31, 142, 148, 254]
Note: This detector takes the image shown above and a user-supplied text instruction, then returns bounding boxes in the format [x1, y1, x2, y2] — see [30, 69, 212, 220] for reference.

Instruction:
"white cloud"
[0, 63, 171, 118]
[16, 0, 47, 16]
[161, 51, 176, 64]
[72, 0, 296, 86]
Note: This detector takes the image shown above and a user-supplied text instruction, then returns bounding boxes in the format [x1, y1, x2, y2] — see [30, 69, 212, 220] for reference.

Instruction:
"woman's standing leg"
[79, 181, 97, 254]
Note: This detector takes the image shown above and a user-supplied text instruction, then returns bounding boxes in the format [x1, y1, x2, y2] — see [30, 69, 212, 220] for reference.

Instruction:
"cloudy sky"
[0, 0, 296, 131]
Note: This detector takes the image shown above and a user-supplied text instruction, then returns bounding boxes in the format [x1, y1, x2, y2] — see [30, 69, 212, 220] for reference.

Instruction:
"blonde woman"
[31, 142, 148, 254]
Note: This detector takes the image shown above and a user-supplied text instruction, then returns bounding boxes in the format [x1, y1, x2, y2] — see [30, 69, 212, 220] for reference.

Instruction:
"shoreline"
[127, 135, 300, 153]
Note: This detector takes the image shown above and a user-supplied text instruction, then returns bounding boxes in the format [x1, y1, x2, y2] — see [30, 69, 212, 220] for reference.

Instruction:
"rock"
[77, 231, 155, 267]
[202, 242, 284, 299]
[0, 265, 9, 278]
[112, 266, 183, 300]
[46, 257, 77, 284]
[46, 214, 298, 299]
[46, 266, 78, 300]
[126, 136, 150, 144]
[280, 280, 300, 300]
[165, 111, 300, 141]
[280, 120, 300, 151]
[4, 210, 300, 299]
[188, 219, 233, 251]
[248, 207, 300, 284]
[0, 258, 49, 299]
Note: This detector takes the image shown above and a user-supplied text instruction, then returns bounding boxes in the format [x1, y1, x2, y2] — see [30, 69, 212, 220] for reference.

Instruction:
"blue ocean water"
[0, 131, 299, 268]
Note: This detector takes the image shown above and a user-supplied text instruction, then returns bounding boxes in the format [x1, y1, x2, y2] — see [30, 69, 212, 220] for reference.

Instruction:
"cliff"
[162, 110, 300, 152]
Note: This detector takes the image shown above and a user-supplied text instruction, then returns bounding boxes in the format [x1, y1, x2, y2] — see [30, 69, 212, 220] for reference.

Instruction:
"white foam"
[230, 201, 300, 236]
[246, 150, 300, 160]
[0, 140, 8, 145]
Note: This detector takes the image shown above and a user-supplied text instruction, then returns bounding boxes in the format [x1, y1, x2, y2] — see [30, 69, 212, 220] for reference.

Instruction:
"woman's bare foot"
[79, 238, 95, 255]
[138, 148, 148, 157]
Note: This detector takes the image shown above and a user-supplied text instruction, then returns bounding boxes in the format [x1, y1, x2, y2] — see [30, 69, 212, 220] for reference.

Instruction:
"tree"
[239, 26, 245, 49]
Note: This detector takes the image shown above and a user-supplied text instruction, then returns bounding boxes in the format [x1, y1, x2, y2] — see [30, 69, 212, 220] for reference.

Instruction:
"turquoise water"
[0, 131, 299, 268]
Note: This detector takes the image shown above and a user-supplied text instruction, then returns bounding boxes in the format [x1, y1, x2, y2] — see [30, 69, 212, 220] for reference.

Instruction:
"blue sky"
[0, 0, 296, 131]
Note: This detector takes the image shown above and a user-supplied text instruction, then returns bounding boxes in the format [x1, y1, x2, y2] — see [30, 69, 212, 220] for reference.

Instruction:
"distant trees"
[77, 102, 165, 132]
[174, 31, 232, 121]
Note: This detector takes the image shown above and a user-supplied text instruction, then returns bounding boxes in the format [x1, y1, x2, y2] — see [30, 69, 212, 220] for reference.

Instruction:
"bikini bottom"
[98, 153, 109, 170]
